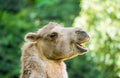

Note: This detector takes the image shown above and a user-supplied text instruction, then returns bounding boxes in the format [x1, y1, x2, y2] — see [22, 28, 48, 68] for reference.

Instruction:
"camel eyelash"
[49, 32, 58, 40]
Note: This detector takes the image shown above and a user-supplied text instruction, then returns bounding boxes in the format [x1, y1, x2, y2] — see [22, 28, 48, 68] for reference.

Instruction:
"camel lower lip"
[75, 43, 88, 52]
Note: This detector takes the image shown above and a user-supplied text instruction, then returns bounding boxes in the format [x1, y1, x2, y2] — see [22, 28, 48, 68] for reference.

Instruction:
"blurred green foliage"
[0, 0, 79, 78]
[73, 0, 120, 78]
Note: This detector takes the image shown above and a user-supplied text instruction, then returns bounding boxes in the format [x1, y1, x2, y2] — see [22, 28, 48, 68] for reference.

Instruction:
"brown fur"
[20, 22, 90, 78]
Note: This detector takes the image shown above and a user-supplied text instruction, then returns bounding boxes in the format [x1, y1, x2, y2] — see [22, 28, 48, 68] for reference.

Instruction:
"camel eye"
[49, 32, 58, 40]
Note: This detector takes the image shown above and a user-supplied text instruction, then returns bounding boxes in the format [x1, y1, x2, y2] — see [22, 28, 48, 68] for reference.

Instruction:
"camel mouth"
[75, 42, 88, 53]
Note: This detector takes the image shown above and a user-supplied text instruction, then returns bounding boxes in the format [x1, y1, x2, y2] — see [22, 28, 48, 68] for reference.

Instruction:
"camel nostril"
[75, 30, 86, 34]
[75, 30, 90, 42]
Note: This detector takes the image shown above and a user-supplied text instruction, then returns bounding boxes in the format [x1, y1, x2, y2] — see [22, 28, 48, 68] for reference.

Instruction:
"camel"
[20, 22, 90, 78]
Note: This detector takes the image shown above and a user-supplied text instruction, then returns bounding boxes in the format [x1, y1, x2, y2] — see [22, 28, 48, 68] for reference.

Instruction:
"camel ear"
[25, 32, 39, 42]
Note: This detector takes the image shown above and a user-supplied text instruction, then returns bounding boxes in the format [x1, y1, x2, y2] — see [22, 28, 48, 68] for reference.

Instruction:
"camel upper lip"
[75, 42, 88, 52]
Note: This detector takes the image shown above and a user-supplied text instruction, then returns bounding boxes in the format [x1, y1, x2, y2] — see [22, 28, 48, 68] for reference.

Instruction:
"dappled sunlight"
[74, 0, 120, 78]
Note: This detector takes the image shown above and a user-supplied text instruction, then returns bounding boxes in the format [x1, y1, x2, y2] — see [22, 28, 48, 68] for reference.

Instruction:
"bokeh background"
[0, 0, 120, 78]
